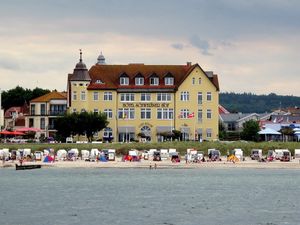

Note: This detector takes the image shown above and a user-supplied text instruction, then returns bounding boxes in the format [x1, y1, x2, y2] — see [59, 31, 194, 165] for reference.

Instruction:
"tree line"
[1, 86, 50, 110]
[220, 92, 300, 113]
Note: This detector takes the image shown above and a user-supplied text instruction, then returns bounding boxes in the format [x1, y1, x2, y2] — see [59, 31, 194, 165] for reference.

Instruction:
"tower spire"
[79, 49, 82, 62]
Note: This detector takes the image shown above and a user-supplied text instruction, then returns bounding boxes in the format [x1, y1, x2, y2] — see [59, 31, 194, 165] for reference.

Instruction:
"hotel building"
[67, 52, 219, 142]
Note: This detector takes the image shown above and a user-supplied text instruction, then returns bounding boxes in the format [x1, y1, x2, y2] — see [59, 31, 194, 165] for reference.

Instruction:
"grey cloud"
[189, 36, 212, 56]
[171, 43, 184, 50]
[0, 57, 20, 71]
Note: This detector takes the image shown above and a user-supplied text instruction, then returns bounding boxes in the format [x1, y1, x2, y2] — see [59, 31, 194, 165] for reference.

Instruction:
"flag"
[278, 117, 284, 123]
[273, 117, 277, 123]
[178, 112, 183, 119]
[188, 112, 194, 118]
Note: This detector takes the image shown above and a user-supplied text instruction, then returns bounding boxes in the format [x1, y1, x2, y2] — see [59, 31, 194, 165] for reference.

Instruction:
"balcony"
[49, 110, 66, 116]
[48, 124, 56, 130]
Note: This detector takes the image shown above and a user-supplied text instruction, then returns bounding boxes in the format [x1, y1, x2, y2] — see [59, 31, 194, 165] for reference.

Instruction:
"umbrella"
[0, 130, 13, 135]
[0, 130, 24, 135]
[10, 131, 25, 135]
[15, 127, 41, 132]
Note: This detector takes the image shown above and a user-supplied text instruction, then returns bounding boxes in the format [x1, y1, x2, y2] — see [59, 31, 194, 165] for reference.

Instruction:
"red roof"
[86, 64, 219, 91]
[31, 91, 67, 102]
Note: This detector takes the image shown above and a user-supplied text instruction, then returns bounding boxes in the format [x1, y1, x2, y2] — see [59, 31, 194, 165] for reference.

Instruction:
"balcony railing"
[49, 110, 66, 116]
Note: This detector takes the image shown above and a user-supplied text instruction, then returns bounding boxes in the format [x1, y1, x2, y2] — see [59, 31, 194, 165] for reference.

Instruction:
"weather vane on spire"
[79, 49, 82, 62]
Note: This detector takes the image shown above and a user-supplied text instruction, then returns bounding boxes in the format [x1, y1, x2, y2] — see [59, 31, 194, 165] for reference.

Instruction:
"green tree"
[55, 112, 108, 142]
[1, 86, 50, 110]
[218, 121, 228, 140]
[280, 127, 294, 142]
[240, 120, 260, 141]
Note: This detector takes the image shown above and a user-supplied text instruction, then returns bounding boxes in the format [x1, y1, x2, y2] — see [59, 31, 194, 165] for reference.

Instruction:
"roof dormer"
[134, 72, 144, 86]
[149, 73, 159, 86]
[164, 72, 174, 85]
[119, 73, 129, 85]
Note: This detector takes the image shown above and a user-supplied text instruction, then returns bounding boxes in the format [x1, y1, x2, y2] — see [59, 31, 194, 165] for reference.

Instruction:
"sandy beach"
[2, 157, 300, 169]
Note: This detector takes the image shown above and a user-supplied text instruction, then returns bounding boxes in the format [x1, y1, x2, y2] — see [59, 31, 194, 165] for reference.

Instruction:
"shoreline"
[2, 157, 300, 169]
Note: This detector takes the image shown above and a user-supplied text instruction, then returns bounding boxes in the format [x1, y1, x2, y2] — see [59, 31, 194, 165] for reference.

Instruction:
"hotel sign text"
[122, 103, 170, 108]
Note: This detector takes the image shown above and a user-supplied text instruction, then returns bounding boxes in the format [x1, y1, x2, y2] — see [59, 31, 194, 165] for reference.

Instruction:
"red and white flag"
[178, 112, 183, 119]
[188, 112, 194, 118]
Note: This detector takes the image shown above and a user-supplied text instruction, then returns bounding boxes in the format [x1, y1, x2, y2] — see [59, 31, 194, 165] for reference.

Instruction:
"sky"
[0, 0, 300, 96]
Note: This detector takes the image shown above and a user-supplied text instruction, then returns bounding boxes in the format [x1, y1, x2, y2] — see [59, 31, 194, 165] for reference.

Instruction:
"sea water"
[0, 168, 299, 225]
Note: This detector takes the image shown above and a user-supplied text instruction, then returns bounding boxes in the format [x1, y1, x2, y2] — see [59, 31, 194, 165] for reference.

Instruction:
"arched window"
[103, 127, 113, 137]
[141, 126, 151, 137]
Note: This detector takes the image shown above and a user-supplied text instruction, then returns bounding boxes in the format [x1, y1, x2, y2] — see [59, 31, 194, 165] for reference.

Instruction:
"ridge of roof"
[30, 91, 67, 102]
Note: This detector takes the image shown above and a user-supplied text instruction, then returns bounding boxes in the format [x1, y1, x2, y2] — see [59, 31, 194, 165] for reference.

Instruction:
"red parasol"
[0, 130, 25, 135]
[0, 130, 13, 135]
[15, 127, 41, 132]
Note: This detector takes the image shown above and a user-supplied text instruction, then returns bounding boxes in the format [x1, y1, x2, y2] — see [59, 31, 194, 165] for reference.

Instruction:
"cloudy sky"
[0, 0, 300, 95]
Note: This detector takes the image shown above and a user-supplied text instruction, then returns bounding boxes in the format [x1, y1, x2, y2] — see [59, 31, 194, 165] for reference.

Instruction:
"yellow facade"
[68, 65, 219, 142]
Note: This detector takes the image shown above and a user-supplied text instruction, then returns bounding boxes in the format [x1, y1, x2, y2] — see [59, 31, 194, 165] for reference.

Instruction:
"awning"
[118, 126, 135, 133]
[197, 128, 203, 134]
[181, 127, 190, 133]
[258, 128, 281, 135]
[156, 126, 172, 133]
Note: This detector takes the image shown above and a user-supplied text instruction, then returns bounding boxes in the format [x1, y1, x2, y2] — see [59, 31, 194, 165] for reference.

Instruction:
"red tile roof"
[30, 91, 67, 102]
[86, 64, 219, 91]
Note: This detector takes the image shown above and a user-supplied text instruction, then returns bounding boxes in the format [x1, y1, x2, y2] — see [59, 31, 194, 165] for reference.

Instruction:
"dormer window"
[135, 77, 144, 85]
[164, 76, 174, 85]
[150, 76, 159, 86]
[95, 79, 104, 84]
[120, 76, 129, 85]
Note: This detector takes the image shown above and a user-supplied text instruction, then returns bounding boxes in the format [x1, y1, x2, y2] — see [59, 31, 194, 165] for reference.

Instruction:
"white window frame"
[207, 109, 212, 119]
[120, 77, 129, 85]
[157, 93, 171, 102]
[157, 108, 174, 120]
[94, 109, 99, 115]
[206, 128, 212, 138]
[180, 91, 189, 101]
[93, 92, 99, 101]
[118, 108, 135, 119]
[72, 91, 77, 101]
[120, 93, 135, 102]
[198, 92, 203, 104]
[180, 109, 190, 119]
[103, 127, 113, 138]
[40, 118, 45, 130]
[165, 77, 174, 85]
[104, 92, 113, 101]
[198, 109, 202, 122]
[135, 77, 144, 85]
[141, 108, 151, 119]
[104, 109, 113, 119]
[207, 92, 212, 101]
[198, 78, 201, 84]
[192, 77, 195, 85]
[80, 91, 86, 101]
[141, 93, 151, 102]
[150, 77, 159, 86]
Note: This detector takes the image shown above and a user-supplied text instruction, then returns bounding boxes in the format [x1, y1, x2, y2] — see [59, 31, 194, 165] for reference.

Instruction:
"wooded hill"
[220, 92, 300, 113]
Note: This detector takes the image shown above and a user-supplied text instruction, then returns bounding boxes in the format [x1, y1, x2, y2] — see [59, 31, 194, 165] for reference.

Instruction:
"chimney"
[186, 62, 192, 67]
